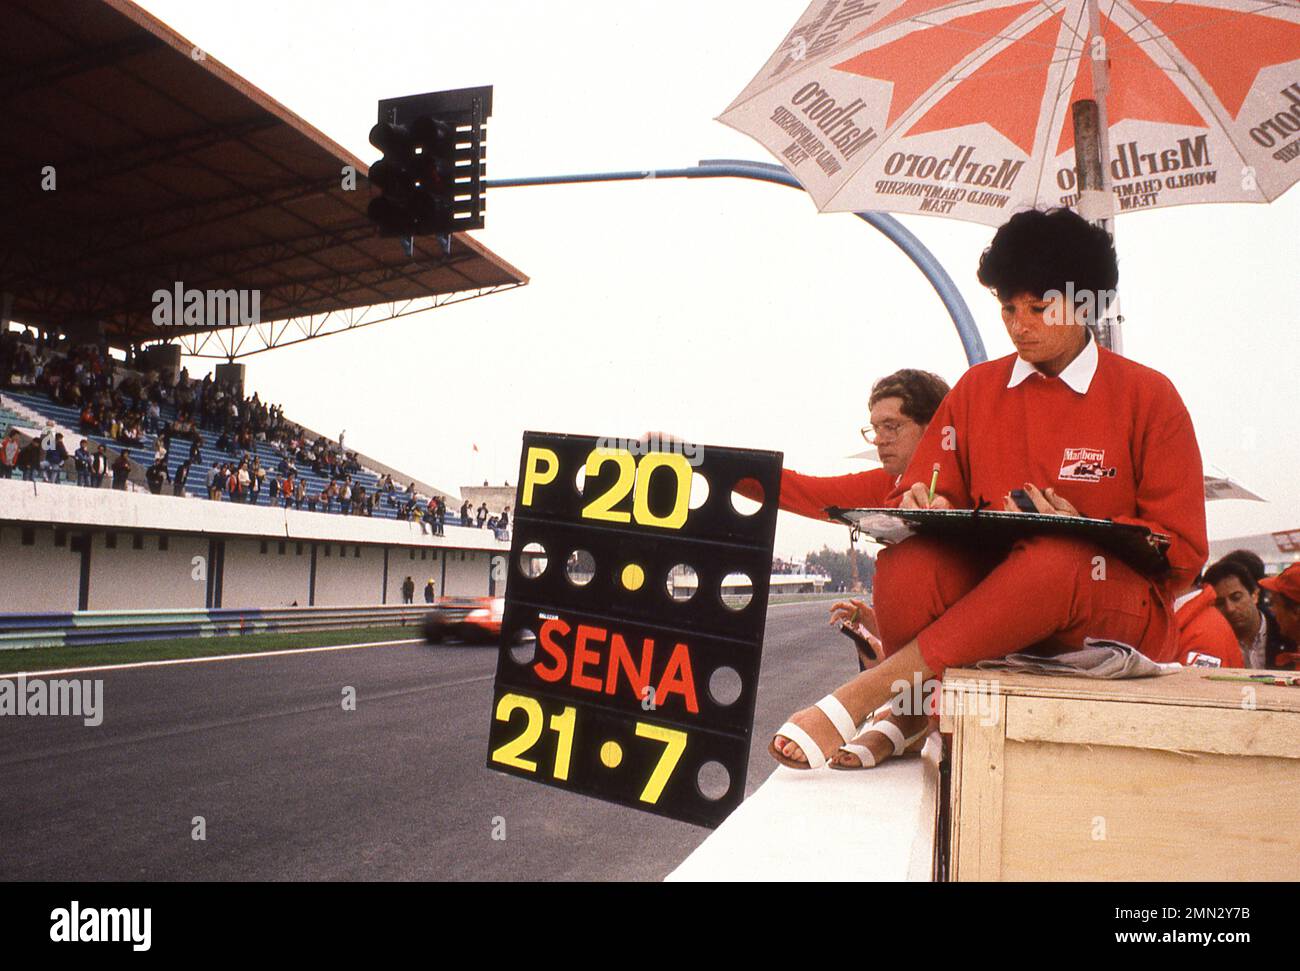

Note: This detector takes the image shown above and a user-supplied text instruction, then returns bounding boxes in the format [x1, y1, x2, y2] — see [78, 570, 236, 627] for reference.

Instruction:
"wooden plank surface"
[944, 666, 1300, 714]
[1006, 696, 1300, 759]
[1000, 740, 1300, 881]
[951, 691, 1006, 881]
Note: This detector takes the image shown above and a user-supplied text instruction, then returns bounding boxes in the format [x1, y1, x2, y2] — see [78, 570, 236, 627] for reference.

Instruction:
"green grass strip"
[0, 625, 425, 674]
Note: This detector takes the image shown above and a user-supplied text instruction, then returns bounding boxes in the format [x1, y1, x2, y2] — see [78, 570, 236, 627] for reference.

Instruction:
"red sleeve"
[735, 467, 896, 522]
[1111, 381, 1207, 590]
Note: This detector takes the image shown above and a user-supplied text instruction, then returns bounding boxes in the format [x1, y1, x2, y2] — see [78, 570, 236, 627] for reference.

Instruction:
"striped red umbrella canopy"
[720, 0, 1300, 225]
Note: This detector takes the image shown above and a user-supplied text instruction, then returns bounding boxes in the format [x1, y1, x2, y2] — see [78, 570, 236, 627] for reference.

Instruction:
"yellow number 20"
[582, 448, 692, 530]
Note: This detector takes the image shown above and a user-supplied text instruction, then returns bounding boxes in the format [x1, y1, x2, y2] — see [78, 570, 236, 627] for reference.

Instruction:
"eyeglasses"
[861, 419, 914, 445]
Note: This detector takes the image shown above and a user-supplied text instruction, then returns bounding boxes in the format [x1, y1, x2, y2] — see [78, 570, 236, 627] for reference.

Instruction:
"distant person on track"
[402, 576, 415, 605]
[424, 579, 436, 603]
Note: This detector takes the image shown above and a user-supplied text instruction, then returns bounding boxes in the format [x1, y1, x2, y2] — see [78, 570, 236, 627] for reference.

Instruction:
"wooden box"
[939, 667, 1300, 881]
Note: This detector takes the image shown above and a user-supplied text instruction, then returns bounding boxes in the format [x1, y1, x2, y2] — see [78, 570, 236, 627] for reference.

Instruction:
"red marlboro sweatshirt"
[889, 342, 1208, 601]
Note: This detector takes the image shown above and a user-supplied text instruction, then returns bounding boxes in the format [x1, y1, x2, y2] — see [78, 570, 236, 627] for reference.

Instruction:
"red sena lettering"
[534, 618, 699, 714]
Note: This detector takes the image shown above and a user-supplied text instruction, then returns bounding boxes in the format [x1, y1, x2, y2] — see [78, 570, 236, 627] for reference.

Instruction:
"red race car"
[423, 596, 504, 645]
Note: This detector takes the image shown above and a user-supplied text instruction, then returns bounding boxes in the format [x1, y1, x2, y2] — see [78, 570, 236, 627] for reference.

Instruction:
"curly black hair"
[977, 208, 1118, 313]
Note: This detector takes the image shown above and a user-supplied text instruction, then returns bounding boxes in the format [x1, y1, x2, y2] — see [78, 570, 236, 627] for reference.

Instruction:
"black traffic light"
[366, 87, 490, 239]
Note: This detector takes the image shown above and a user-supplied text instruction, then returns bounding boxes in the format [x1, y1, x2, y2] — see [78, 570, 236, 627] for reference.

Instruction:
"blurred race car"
[423, 596, 504, 645]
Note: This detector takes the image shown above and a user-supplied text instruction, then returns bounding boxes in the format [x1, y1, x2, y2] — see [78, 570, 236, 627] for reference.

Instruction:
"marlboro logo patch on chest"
[1059, 447, 1117, 482]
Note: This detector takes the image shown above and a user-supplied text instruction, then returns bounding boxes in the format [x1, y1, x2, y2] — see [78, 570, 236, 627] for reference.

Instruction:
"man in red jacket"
[749, 369, 950, 520]
[1259, 564, 1300, 668]
[773, 208, 1208, 769]
[1174, 581, 1243, 668]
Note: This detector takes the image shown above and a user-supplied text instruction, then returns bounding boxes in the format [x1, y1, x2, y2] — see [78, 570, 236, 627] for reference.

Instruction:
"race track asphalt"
[0, 600, 860, 881]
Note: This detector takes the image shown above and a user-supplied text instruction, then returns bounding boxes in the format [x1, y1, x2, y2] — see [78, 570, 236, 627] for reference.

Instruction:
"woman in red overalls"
[771, 207, 1207, 770]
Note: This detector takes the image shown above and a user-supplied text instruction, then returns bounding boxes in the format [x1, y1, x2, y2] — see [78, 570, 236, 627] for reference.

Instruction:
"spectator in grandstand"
[145, 458, 170, 495]
[424, 579, 436, 603]
[1, 428, 20, 478]
[477, 502, 488, 528]
[279, 473, 294, 509]
[401, 576, 415, 605]
[1205, 557, 1294, 669]
[74, 439, 92, 487]
[248, 457, 264, 504]
[111, 450, 132, 491]
[17, 437, 41, 481]
[460, 500, 471, 526]
[207, 462, 223, 500]
[152, 435, 167, 467]
[91, 445, 108, 488]
[173, 457, 191, 497]
[294, 476, 307, 510]
[39, 421, 58, 482]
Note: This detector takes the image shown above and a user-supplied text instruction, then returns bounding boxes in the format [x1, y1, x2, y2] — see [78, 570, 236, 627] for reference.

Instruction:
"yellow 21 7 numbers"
[490, 693, 688, 804]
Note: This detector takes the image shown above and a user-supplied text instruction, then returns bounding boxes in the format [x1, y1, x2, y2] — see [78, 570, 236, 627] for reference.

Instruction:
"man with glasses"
[737, 369, 950, 521]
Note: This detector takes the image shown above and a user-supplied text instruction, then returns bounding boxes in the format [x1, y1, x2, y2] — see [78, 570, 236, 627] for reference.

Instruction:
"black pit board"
[486, 431, 782, 828]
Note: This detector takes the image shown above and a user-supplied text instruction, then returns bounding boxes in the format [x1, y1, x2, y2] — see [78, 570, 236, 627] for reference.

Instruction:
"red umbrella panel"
[720, 0, 1300, 225]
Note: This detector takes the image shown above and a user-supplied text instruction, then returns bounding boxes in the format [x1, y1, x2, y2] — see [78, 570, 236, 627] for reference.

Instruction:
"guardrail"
[0, 604, 438, 650]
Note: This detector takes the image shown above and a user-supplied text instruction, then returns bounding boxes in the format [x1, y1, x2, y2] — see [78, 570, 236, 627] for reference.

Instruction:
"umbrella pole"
[1074, 0, 1123, 353]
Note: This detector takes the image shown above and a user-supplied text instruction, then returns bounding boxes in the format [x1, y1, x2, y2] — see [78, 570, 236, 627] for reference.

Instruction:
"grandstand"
[2, 376, 436, 521]
[0, 0, 528, 626]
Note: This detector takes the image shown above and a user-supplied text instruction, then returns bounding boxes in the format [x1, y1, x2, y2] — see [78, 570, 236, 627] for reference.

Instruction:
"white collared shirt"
[1006, 330, 1099, 394]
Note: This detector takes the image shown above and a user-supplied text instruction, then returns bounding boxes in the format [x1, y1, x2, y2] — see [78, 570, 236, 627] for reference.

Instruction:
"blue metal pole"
[487, 159, 987, 365]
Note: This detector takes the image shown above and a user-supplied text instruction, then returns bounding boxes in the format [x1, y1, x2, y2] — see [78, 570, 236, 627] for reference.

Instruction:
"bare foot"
[829, 711, 932, 768]
[772, 703, 849, 767]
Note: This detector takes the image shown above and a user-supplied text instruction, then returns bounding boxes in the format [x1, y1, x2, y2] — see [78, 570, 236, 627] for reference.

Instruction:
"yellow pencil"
[928, 462, 940, 504]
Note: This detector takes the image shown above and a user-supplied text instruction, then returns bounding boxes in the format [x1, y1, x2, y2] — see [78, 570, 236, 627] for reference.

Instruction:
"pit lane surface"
[0, 600, 857, 881]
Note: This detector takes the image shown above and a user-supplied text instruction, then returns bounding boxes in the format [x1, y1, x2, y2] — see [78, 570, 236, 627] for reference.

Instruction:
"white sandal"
[830, 718, 931, 770]
[769, 694, 862, 770]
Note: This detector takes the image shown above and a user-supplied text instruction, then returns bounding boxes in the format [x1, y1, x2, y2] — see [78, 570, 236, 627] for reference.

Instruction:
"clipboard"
[825, 506, 1172, 576]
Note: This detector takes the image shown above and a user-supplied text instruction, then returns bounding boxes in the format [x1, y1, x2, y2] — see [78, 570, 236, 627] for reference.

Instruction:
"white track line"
[2, 601, 830, 678]
[0, 637, 424, 678]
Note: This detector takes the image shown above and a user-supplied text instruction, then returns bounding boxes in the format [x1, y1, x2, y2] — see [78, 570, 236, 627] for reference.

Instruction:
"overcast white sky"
[139, 0, 1299, 561]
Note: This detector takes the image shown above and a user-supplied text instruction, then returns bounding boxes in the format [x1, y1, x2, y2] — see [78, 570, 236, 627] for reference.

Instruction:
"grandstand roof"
[1, 0, 528, 353]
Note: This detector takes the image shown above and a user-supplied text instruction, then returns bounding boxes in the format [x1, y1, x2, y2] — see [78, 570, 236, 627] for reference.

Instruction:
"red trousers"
[873, 534, 1177, 675]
